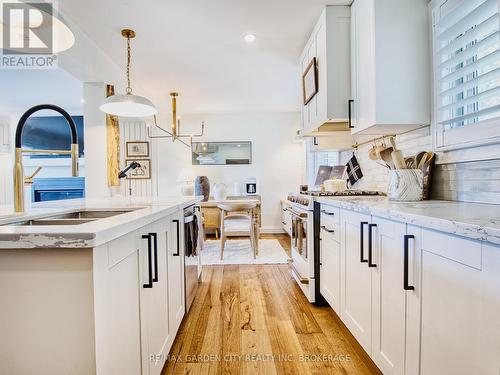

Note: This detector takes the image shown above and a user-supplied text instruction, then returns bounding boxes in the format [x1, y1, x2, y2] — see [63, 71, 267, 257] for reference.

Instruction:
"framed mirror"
[192, 141, 252, 165]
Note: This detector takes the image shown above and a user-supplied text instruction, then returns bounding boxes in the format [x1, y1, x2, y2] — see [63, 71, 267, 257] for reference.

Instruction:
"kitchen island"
[0, 197, 198, 375]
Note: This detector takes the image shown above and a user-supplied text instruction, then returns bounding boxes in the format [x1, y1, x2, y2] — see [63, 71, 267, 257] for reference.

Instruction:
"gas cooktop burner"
[300, 190, 384, 197]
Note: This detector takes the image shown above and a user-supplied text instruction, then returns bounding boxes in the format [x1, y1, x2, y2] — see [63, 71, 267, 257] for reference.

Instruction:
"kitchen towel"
[346, 154, 363, 188]
[184, 214, 199, 257]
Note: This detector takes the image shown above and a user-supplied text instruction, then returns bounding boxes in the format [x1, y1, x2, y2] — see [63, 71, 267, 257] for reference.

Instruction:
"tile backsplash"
[339, 127, 500, 204]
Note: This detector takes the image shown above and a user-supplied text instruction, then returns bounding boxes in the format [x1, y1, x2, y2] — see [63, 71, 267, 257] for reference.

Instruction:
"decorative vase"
[195, 176, 210, 201]
[213, 183, 227, 201]
[387, 169, 424, 201]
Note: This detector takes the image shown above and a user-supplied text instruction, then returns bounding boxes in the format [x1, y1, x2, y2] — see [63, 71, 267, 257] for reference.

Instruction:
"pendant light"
[100, 29, 157, 117]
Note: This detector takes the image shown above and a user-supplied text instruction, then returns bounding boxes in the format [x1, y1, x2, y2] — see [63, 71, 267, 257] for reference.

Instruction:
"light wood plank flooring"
[163, 234, 380, 375]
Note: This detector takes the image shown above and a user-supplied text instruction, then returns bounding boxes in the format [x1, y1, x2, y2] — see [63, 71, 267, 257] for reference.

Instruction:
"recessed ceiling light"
[244, 34, 256, 43]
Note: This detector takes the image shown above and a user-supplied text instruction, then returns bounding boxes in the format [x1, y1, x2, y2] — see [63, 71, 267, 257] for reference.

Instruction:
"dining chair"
[217, 202, 258, 260]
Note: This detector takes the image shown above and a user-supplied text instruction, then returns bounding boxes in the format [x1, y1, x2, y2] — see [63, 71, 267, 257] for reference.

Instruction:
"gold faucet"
[14, 104, 79, 212]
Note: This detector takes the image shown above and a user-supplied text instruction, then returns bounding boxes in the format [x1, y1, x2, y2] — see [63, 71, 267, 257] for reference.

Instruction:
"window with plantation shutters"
[431, 0, 500, 150]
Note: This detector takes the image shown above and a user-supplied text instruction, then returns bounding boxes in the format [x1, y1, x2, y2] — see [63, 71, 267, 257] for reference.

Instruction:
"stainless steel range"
[286, 190, 383, 304]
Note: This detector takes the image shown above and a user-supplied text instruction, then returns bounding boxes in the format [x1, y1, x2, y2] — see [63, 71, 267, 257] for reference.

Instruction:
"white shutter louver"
[434, 0, 500, 129]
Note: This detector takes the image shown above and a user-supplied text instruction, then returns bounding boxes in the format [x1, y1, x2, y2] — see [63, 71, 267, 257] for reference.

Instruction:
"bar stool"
[217, 202, 257, 260]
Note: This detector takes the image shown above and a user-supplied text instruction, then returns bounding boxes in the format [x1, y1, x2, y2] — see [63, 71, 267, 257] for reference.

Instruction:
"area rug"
[201, 239, 290, 265]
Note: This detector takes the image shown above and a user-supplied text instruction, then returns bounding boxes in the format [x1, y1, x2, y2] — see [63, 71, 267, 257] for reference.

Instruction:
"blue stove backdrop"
[31, 177, 85, 202]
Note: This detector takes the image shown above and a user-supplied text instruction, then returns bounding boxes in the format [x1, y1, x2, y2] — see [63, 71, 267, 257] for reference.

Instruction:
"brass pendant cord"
[125, 35, 132, 94]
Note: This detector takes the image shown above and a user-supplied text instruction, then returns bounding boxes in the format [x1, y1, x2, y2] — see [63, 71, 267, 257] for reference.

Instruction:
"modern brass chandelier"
[147, 92, 205, 147]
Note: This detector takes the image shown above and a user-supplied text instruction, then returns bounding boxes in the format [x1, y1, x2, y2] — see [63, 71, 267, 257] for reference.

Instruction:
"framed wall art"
[126, 141, 150, 157]
[125, 159, 151, 179]
[302, 57, 318, 105]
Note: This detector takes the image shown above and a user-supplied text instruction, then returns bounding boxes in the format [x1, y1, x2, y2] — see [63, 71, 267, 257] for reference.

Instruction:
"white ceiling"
[59, 0, 351, 114]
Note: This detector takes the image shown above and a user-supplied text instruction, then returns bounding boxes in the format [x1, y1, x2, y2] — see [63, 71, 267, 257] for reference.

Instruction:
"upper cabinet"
[300, 6, 351, 133]
[350, 0, 431, 135]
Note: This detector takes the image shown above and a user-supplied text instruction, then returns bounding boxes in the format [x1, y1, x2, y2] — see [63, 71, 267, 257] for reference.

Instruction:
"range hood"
[303, 121, 351, 134]
[301, 123, 354, 151]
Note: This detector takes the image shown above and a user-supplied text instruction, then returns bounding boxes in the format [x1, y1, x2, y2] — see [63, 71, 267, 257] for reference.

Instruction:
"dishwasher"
[183, 204, 202, 312]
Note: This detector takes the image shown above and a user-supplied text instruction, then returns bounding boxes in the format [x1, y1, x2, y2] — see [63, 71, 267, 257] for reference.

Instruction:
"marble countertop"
[0, 196, 199, 249]
[316, 197, 500, 245]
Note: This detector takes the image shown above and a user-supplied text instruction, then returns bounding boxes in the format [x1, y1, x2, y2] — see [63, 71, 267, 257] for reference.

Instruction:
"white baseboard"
[260, 226, 286, 234]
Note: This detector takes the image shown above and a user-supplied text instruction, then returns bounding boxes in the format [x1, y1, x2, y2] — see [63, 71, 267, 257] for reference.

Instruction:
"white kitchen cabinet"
[350, 0, 430, 135]
[320, 228, 341, 312]
[321, 203, 500, 374]
[340, 209, 372, 353]
[93, 230, 143, 375]
[300, 6, 351, 132]
[168, 211, 186, 335]
[139, 218, 172, 375]
[95, 212, 185, 375]
[406, 227, 500, 375]
[370, 216, 408, 375]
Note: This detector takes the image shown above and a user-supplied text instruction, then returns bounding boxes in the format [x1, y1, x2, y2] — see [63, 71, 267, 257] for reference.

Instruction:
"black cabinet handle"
[360, 221, 368, 263]
[321, 225, 335, 233]
[348, 99, 354, 128]
[313, 137, 319, 146]
[404, 235, 415, 291]
[321, 210, 335, 216]
[142, 234, 153, 288]
[368, 224, 377, 268]
[173, 219, 180, 256]
[150, 233, 158, 282]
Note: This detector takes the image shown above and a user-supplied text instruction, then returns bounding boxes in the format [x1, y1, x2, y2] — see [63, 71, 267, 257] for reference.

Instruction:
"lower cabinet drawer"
[320, 218, 340, 243]
[421, 228, 482, 269]
[320, 205, 340, 224]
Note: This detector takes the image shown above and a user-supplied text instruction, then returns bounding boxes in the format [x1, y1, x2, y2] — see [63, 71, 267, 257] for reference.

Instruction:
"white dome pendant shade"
[100, 29, 157, 118]
[100, 93, 157, 117]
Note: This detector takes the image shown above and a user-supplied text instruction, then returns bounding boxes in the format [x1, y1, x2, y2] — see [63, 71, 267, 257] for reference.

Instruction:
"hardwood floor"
[163, 234, 381, 375]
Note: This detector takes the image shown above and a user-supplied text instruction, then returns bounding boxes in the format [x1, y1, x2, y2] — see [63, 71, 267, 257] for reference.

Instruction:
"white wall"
[125, 111, 303, 232]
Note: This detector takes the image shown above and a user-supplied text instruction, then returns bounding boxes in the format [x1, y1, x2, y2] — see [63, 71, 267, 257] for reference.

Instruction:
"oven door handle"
[286, 208, 307, 219]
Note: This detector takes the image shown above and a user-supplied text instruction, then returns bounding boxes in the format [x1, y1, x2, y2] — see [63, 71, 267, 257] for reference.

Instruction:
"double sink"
[5, 209, 142, 226]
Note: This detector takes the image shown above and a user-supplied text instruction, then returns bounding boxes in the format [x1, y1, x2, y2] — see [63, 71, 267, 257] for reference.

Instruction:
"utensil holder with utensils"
[361, 135, 435, 200]
[387, 169, 424, 201]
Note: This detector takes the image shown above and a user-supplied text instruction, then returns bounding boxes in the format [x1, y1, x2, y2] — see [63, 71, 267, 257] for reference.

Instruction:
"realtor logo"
[0, 1, 63, 69]
[2, 1, 53, 54]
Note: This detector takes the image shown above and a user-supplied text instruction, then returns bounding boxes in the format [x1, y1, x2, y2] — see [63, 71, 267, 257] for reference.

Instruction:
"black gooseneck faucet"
[14, 104, 79, 212]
